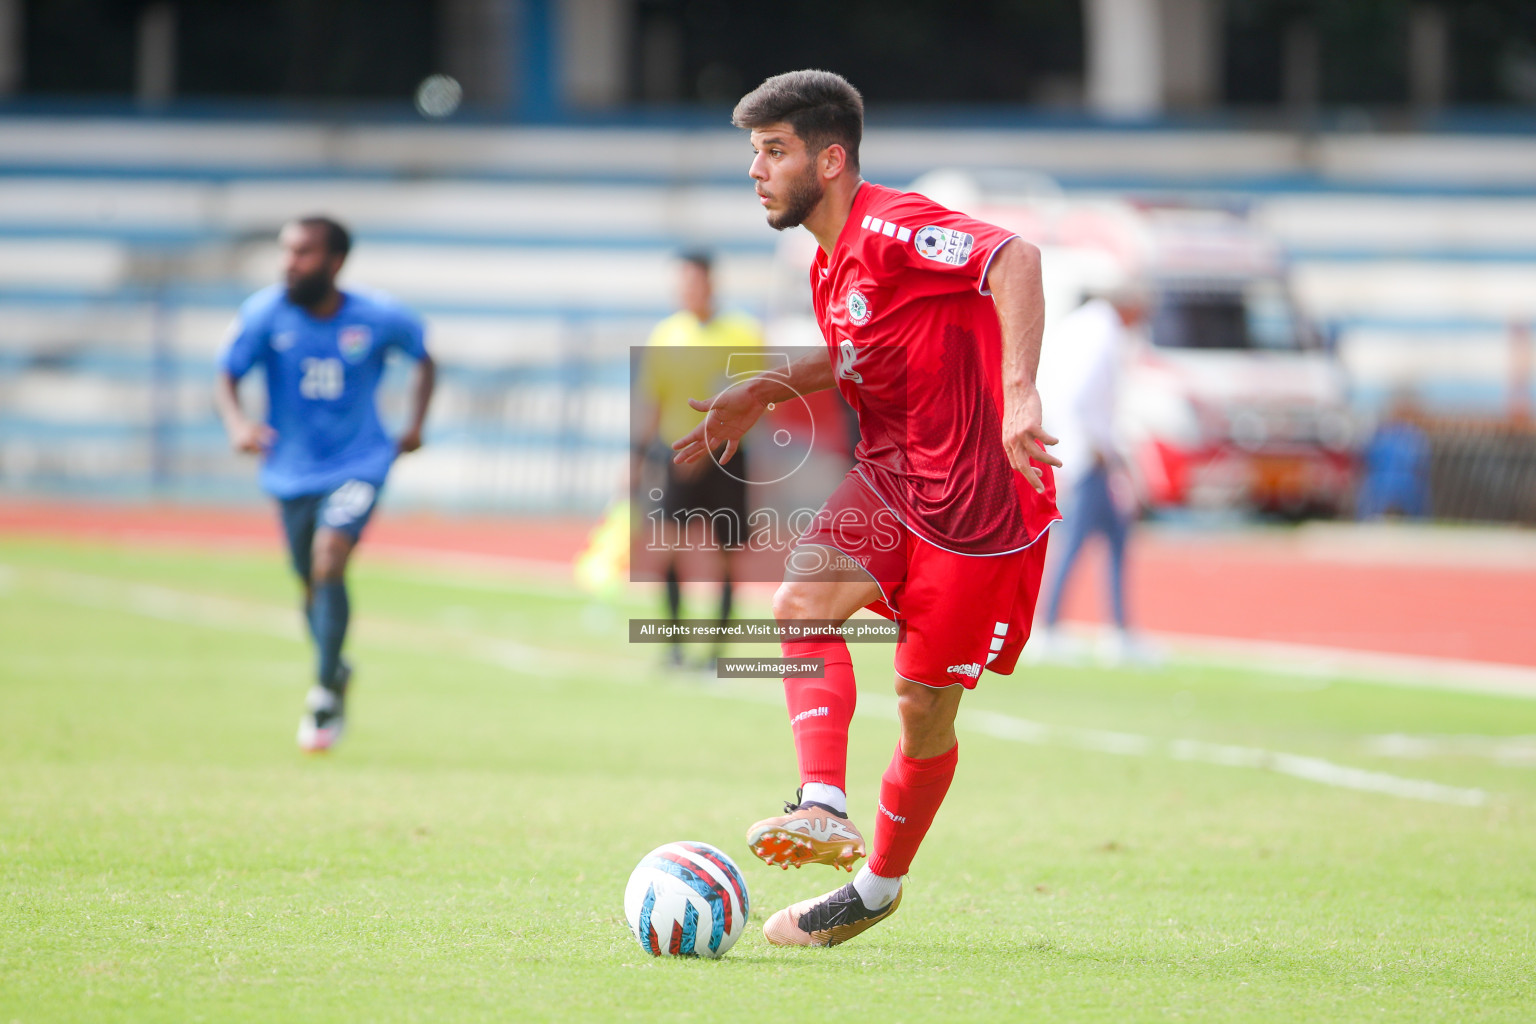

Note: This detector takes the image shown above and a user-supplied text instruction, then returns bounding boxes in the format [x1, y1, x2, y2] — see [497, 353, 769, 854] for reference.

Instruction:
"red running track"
[3, 500, 1533, 668]
[1049, 532, 1536, 668]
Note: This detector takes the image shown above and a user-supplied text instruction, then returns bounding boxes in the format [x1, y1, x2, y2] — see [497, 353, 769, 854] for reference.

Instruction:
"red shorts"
[798, 470, 1051, 688]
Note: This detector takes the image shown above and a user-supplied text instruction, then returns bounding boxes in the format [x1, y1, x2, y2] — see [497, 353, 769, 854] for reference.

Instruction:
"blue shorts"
[278, 479, 381, 580]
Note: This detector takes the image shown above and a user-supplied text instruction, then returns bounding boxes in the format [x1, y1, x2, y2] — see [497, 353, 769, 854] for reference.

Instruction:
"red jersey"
[810, 183, 1059, 555]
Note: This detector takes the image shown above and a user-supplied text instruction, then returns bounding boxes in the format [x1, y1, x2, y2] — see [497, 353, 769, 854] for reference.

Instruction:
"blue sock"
[311, 580, 350, 690]
[304, 596, 321, 645]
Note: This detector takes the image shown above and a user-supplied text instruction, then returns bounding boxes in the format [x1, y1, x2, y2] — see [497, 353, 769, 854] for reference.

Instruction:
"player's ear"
[820, 143, 847, 180]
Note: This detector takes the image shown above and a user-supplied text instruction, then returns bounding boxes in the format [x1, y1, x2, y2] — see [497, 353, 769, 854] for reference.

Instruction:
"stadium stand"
[2, 117, 1534, 513]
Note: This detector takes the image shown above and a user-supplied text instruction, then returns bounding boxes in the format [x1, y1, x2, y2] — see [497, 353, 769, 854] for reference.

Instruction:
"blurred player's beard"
[285, 269, 332, 309]
[765, 165, 825, 231]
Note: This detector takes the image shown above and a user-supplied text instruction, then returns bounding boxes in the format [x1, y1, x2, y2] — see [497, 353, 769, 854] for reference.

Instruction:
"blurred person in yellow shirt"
[633, 251, 764, 668]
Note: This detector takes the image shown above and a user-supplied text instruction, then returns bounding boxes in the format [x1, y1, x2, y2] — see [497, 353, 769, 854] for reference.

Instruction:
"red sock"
[868, 742, 958, 877]
[781, 636, 856, 791]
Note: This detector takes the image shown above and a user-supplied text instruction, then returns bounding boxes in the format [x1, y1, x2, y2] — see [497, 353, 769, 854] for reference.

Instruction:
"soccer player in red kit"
[673, 70, 1061, 947]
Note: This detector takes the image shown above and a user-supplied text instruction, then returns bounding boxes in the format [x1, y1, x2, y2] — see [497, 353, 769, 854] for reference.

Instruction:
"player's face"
[749, 125, 824, 231]
[280, 222, 341, 308]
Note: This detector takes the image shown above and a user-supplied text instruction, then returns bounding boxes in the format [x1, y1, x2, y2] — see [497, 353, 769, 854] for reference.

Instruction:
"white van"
[911, 170, 1356, 516]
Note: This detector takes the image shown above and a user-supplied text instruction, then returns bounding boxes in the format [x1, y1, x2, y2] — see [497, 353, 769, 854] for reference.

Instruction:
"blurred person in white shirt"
[1035, 286, 1148, 662]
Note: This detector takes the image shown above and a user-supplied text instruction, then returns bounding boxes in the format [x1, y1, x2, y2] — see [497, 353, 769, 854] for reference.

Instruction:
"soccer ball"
[624, 841, 750, 958]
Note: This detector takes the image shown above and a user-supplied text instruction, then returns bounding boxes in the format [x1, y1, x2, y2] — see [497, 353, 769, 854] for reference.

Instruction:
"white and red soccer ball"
[624, 841, 750, 958]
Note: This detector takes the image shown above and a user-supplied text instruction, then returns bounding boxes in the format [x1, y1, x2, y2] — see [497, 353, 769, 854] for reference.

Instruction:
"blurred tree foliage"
[17, 0, 1536, 108]
[1226, 0, 1536, 106]
[23, 0, 435, 100]
[642, 0, 1085, 106]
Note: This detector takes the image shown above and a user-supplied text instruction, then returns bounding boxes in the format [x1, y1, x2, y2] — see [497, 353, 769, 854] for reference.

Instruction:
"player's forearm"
[404, 356, 436, 433]
[743, 350, 835, 405]
[213, 372, 248, 432]
[987, 241, 1046, 391]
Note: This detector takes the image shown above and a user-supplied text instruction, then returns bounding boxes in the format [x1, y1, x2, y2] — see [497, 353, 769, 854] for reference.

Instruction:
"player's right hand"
[1002, 381, 1061, 492]
[671, 387, 766, 467]
[230, 420, 276, 454]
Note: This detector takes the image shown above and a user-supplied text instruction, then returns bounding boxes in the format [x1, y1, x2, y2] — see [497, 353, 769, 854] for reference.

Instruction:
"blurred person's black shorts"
[662, 448, 748, 550]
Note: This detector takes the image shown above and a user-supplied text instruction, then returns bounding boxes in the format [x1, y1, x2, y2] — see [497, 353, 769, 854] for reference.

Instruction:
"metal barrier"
[0, 332, 631, 512]
[1425, 418, 1536, 524]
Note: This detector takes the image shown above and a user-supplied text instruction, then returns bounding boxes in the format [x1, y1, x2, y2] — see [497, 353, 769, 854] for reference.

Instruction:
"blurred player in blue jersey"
[215, 216, 435, 753]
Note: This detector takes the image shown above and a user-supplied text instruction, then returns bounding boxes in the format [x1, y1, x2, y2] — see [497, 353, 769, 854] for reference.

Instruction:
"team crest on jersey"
[846, 287, 872, 326]
[271, 331, 295, 352]
[337, 325, 372, 363]
[914, 225, 975, 266]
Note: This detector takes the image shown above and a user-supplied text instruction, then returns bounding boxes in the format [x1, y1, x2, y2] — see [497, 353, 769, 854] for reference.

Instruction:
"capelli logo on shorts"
[946, 662, 982, 679]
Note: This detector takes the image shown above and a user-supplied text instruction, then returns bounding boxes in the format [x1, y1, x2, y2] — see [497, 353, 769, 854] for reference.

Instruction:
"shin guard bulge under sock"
[781, 636, 857, 792]
[868, 741, 958, 878]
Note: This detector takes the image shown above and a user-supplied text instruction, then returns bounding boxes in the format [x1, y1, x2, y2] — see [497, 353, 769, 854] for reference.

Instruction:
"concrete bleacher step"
[0, 176, 776, 245]
[5, 117, 1536, 189]
[3, 116, 1535, 426]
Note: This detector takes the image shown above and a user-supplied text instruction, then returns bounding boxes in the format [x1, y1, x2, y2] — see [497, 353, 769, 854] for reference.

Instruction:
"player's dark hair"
[732, 70, 863, 172]
[679, 248, 713, 272]
[296, 215, 352, 259]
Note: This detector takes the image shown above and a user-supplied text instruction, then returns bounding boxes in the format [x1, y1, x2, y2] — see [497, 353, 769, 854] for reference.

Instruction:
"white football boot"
[746, 789, 865, 871]
[296, 662, 350, 753]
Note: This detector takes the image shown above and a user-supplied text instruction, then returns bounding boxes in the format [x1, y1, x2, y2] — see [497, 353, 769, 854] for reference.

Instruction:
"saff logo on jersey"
[338, 325, 373, 363]
[914, 226, 975, 266]
[847, 287, 872, 326]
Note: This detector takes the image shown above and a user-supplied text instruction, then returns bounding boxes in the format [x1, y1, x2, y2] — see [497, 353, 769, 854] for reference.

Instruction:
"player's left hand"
[671, 387, 766, 467]
[1003, 381, 1061, 493]
[397, 427, 424, 453]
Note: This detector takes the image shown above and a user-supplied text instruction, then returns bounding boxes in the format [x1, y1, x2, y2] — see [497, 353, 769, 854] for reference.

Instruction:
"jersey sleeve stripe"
[976, 234, 1020, 296]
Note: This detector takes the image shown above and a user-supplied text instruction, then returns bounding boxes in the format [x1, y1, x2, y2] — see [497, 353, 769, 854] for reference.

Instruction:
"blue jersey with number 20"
[220, 286, 429, 499]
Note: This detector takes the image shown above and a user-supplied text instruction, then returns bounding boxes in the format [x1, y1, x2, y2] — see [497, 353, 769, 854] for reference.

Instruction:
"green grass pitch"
[2, 534, 1533, 1022]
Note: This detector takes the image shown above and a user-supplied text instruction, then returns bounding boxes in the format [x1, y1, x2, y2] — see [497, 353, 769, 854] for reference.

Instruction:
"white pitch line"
[24, 567, 300, 639]
[1047, 622, 1536, 699]
[362, 554, 1536, 700]
[1166, 739, 1487, 807]
[818, 697, 1488, 807]
[2, 564, 1494, 808]
[957, 709, 1488, 807]
[1157, 630, 1536, 699]
[1366, 733, 1536, 768]
[4, 564, 630, 681]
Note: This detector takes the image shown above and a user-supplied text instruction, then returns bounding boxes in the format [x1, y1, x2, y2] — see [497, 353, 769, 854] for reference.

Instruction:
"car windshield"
[1149, 280, 1306, 351]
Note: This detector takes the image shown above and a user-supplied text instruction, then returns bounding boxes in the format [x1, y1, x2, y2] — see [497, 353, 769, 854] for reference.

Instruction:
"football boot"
[763, 881, 902, 947]
[746, 789, 865, 871]
[296, 661, 351, 753]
